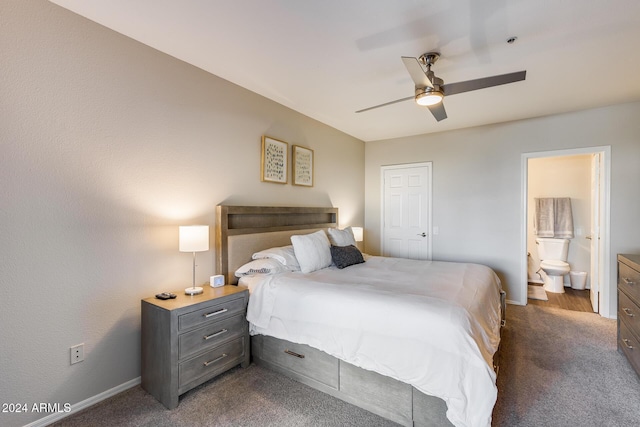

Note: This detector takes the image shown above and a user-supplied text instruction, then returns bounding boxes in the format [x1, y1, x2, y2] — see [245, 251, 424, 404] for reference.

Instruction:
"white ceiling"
[49, 0, 640, 142]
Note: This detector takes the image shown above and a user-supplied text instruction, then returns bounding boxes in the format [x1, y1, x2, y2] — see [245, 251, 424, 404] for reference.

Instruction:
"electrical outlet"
[70, 343, 84, 365]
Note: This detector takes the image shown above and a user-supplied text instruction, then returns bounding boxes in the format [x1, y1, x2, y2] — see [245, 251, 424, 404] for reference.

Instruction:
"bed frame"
[215, 205, 501, 427]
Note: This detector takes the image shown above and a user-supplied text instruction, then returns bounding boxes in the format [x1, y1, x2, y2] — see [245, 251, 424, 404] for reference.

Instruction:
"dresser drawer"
[179, 337, 246, 388]
[619, 320, 640, 374]
[619, 261, 640, 306]
[257, 335, 339, 389]
[618, 290, 640, 338]
[178, 296, 246, 331]
[179, 313, 246, 359]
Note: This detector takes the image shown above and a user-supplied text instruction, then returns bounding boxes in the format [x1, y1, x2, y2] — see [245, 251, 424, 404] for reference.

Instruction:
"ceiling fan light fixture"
[415, 89, 443, 106]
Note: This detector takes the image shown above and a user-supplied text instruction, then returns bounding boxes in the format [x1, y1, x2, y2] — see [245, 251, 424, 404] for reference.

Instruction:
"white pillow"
[327, 227, 356, 247]
[290, 230, 332, 274]
[252, 245, 300, 270]
[234, 258, 289, 277]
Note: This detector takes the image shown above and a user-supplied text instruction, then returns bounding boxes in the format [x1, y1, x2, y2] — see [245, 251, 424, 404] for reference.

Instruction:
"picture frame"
[261, 136, 288, 184]
[292, 145, 314, 187]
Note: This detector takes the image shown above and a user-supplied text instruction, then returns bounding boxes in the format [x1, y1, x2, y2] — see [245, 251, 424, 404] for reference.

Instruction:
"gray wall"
[365, 102, 640, 314]
[0, 1, 363, 426]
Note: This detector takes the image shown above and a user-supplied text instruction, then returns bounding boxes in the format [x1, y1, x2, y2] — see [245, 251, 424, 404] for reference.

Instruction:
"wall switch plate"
[70, 343, 84, 365]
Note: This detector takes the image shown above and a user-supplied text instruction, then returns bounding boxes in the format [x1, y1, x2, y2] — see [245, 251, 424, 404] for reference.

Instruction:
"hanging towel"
[554, 197, 574, 238]
[534, 198, 554, 237]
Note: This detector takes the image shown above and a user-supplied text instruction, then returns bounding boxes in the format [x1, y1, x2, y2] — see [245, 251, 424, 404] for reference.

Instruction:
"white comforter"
[242, 256, 502, 427]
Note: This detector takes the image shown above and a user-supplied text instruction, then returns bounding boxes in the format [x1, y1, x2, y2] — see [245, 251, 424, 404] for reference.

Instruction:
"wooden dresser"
[617, 254, 640, 376]
[141, 285, 249, 409]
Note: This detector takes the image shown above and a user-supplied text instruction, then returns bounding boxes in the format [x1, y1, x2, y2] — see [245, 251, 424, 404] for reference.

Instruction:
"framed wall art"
[292, 145, 314, 187]
[261, 136, 288, 184]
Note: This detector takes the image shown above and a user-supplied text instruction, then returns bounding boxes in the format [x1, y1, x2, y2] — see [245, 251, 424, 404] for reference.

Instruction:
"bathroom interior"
[527, 153, 594, 311]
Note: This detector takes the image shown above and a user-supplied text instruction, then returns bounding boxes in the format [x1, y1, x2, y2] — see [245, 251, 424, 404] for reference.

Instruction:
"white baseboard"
[24, 377, 141, 427]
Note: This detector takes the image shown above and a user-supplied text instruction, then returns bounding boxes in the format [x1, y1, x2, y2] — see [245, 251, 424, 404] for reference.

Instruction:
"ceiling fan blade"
[427, 102, 447, 122]
[442, 70, 526, 96]
[355, 95, 414, 113]
[401, 56, 433, 88]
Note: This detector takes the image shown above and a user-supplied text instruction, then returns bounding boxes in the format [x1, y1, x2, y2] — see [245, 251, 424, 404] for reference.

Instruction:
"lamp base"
[185, 286, 204, 295]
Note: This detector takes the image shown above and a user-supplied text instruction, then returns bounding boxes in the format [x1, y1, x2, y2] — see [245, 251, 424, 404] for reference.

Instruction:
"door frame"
[380, 162, 433, 260]
[590, 153, 602, 312]
[520, 146, 611, 317]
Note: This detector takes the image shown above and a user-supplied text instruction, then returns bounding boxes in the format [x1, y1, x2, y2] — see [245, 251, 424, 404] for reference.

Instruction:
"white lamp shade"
[351, 227, 364, 242]
[179, 225, 209, 252]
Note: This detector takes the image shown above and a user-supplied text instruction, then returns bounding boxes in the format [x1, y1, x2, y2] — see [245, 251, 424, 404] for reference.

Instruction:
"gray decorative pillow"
[327, 227, 357, 247]
[330, 245, 365, 269]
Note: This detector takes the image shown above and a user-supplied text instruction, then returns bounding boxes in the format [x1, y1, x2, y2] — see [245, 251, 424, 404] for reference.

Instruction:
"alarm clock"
[210, 275, 225, 288]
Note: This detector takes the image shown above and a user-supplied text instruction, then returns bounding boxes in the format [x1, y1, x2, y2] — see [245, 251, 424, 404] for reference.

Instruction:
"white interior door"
[589, 153, 601, 313]
[381, 163, 432, 260]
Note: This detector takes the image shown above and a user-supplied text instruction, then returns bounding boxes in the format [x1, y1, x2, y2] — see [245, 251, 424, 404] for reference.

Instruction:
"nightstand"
[141, 285, 249, 409]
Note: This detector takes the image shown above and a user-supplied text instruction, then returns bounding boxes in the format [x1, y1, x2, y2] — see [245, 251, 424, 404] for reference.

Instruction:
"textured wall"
[0, 1, 363, 425]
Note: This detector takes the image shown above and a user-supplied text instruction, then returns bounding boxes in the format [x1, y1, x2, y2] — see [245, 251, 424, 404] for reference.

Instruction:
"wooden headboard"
[215, 205, 338, 284]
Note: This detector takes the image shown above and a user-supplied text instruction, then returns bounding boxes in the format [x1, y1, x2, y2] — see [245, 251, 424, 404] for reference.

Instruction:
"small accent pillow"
[330, 245, 365, 269]
[234, 258, 289, 277]
[327, 227, 357, 247]
[290, 230, 332, 274]
[252, 245, 300, 270]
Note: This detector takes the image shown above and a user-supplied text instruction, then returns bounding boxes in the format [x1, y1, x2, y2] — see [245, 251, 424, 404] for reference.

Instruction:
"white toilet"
[536, 238, 571, 293]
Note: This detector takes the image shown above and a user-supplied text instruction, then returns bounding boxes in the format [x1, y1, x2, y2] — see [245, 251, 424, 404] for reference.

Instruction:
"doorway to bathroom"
[521, 146, 611, 317]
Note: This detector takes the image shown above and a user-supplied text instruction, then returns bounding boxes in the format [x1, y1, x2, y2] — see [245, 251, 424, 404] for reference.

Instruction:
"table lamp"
[179, 225, 209, 295]
[351, 227, 364, 243]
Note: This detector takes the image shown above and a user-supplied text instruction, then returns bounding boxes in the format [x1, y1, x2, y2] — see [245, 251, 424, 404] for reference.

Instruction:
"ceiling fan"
[356, 52, 526, 122]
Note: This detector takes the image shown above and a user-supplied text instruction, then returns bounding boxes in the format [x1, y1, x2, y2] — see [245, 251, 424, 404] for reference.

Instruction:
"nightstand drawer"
[178, 296, 246, 331]
[179, 337, 246, 388]
[179, 313, 246, 359]
[619, 261, 640, 306]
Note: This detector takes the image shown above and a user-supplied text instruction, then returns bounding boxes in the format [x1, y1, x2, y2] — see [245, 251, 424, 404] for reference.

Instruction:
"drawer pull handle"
[623, 278, 635, 286]
[623, 339, 634, 350]
[203, 353, 227, 367]
[623, 308, 635, 317]
[284, 349, 305, 359]
[204, 308, 228, 318]
[204, 329, 228, 340]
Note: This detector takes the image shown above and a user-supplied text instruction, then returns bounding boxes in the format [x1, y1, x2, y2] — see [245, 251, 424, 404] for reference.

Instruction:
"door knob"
[417, 232, 427, 237]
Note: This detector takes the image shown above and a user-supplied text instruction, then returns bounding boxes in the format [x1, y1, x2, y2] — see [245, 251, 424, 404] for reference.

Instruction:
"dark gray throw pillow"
[330, 245, 365, 269]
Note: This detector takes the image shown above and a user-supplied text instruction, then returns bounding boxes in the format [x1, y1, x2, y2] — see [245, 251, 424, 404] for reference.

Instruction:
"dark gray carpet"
[53, 304, 640, 427]
[493, 304, 640, 426]
[51, 363, 398, 427]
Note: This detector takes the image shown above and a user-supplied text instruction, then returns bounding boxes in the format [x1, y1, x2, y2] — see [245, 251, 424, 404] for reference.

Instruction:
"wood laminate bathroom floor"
[527, 284, 594, 313]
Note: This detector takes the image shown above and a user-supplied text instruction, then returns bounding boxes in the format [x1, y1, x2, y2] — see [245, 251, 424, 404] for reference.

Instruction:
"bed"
[215, 205, 505, 427]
